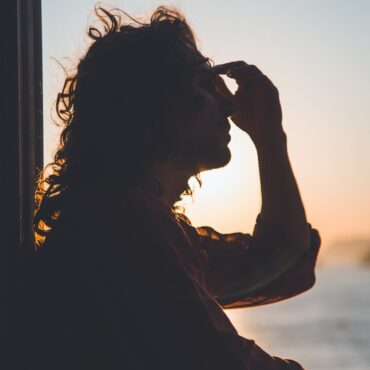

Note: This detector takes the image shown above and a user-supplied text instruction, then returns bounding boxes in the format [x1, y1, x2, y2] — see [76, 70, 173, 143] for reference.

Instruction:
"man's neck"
[147, 161, 195, 207]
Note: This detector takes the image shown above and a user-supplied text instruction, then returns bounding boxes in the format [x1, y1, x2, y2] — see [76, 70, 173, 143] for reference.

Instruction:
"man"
[32, 5, 321, 370]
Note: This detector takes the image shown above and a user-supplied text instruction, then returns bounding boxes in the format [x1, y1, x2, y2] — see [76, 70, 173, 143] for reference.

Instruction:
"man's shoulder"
[64, 183, 170, 228]
[40, 184, 167, 251]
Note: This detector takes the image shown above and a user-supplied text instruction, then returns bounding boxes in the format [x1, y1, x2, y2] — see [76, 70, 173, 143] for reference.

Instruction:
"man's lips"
[220, 118, 231, 132]
[224, 119, 231, 142]
[215, 119, 231, 142]
[219, 124, 231, 142]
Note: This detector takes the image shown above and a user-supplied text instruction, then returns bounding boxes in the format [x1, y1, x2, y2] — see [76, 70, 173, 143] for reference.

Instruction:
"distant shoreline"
[318, 239, 370, 268]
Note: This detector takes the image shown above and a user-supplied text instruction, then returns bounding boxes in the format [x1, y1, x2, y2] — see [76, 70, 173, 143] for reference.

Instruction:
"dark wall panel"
[0, 1, 43, 369]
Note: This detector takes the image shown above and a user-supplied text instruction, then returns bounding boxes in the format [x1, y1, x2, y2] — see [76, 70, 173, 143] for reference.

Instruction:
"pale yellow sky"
[42, 0, 370, 250]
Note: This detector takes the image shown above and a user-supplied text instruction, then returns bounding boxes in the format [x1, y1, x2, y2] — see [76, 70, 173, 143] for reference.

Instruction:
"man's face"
[174, 60, 236, 174]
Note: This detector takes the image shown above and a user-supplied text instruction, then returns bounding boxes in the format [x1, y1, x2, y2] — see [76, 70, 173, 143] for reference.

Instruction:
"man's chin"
[198, 145, 231, 172]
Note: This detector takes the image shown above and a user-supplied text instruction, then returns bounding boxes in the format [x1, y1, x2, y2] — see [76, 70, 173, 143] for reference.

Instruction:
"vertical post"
[0, 0, 43, 369]
[18, 0, 44, 251]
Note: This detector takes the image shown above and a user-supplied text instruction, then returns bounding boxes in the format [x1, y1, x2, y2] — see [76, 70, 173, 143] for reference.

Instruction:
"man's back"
[32, 184, 318, 369]
[32, 185, 246, 369]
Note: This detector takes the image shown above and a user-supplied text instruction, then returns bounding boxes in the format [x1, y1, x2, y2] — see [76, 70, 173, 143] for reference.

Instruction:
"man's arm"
[195, 132, 318, 304]
[254, 131, 311, 254]
[195, 217, 321, 308]
[214, 61, 311, 257]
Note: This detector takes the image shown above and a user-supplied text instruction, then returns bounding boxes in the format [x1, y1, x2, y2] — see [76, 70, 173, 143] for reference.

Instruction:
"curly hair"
[34, 4, 213, 247]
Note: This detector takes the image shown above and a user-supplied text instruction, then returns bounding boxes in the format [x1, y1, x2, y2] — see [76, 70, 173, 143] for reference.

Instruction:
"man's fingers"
[214, 61, 276, 96]
[220, 65, 273, 92]
[228, 64, 263, 78]
[229, 66, 268, 86]
[214, 62, 268, 86]
[213, 61, 248, 75]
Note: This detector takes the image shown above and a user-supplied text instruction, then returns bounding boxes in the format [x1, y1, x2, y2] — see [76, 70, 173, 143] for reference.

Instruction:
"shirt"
[32, 183, 321, 370]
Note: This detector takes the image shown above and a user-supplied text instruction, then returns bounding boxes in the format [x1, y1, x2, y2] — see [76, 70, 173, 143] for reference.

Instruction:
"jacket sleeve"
[76, 193, 309, 369]
[195, 213, 322, 309]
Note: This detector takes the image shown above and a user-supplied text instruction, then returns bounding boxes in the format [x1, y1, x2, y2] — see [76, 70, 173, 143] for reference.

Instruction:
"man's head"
[175, 59, 235, 173]
[34, 5, 235, 244]
[67, 6, 234, 175]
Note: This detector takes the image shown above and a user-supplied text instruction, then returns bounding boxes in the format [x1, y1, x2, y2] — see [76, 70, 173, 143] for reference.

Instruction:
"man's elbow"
[304, 269, 316, 292]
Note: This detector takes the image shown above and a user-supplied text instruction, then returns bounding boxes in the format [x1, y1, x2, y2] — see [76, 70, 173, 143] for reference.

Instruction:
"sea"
[225, 265, 370, 370]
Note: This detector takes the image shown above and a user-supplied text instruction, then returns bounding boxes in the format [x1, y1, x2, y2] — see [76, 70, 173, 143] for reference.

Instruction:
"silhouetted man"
[32, 5, 321, 370]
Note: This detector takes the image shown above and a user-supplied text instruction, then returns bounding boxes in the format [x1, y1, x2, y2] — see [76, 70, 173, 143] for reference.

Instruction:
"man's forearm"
[254, 131, 310, 251]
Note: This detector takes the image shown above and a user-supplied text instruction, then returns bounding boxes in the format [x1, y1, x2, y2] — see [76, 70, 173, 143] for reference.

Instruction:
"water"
[225, 265, 370, 370]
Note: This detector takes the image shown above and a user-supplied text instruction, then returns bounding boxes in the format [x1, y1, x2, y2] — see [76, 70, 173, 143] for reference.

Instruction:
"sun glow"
[183, 124, 261, 234]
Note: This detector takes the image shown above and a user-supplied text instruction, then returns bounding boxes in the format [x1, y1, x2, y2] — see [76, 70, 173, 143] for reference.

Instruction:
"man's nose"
[218, 93, 237, 118]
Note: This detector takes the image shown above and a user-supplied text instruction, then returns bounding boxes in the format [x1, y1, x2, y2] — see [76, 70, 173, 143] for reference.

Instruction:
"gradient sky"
[42, 0, 370, 252]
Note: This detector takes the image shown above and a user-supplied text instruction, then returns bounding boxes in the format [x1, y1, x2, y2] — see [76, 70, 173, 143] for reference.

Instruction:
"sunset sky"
[42, 0, 370, 252]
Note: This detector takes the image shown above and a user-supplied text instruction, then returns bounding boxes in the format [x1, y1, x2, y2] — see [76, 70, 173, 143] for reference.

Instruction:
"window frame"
[0, 1, 42, 368]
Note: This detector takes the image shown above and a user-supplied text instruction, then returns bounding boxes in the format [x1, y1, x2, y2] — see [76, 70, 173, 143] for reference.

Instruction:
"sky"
[42, 0, 370, 252]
